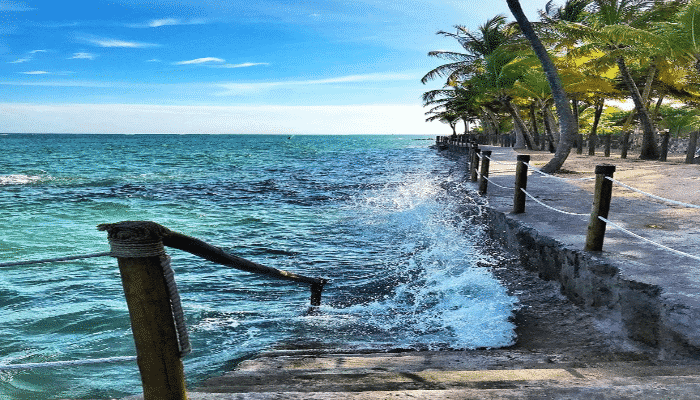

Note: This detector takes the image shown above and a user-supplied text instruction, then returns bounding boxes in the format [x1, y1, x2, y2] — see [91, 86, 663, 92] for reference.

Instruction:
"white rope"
[0, 252, 112, 268]
[483, 154, 518, 166]
[605, 177, 700, 209]
[160, 255, 191, 357]
[0, 356, 137, 371]
[599, 216, 700, 262]
[520, 188, 589, 216]
[524, 162, 596, 181]
[481, 175, 514, 190]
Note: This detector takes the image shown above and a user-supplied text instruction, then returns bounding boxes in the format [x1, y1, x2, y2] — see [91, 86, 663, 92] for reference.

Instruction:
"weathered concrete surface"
[121, 350, 700, 399]
[476, 146, 700, 359]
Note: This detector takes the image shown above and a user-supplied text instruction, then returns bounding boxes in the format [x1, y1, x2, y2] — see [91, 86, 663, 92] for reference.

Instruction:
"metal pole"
[584, 165, 616, 251]
[99, 221, 187, 400]
[478, 150, 492, 195]
[513, 154, 530, 214]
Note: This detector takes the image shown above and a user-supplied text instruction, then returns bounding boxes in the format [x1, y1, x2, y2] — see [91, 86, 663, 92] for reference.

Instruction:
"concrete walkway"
[477, 146, 700, 356]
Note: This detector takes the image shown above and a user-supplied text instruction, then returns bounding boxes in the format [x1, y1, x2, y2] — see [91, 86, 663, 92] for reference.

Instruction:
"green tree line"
[423, 0, 700, 172]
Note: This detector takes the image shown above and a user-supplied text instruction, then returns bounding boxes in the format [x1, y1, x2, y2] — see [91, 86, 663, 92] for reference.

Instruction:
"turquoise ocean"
[0, 134, 516, 399]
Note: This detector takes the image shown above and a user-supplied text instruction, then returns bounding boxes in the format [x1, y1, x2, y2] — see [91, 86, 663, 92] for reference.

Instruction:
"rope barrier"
[0, 252, 112, 268]
[605, 177, 700, 209]
[0, 356, 137, 371]
[481, 175, 514, 190]
[524, 162, 596, 182]
[482, 154, 518, 166]
[520, 188, 589, 216]
[598, 216, 700, 262]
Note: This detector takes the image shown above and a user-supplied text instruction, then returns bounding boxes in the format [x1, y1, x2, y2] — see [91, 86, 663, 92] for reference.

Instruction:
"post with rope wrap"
[513, 154, 530, 214]
[584, 165, 616, 251]
[470, 148, 481, 182]
[478, 150, 492, 195]
[99, 221, 188, 400]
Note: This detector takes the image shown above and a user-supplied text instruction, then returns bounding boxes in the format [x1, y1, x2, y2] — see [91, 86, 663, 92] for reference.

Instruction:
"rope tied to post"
[99, 221, 191, 358]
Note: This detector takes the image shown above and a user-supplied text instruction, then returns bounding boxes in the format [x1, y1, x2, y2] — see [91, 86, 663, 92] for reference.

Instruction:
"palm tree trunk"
[543, 102, 560, 147]
[501, 97, 534, 150]
[506, 0, 575, 173]
[589, 98, 604, 156]
[529, 102, 540, 147]
[616, 56, 659, 160]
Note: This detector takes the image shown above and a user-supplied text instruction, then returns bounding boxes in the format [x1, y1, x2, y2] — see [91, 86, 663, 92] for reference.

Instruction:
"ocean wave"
[0, 175, 45, 186]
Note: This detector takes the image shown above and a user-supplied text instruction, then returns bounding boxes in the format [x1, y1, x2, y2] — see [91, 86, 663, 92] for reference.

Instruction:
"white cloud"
[175, 57, 224, 65]
[0, 103, 444, 135]
[216, 72, 418, 95]
[143, 17, 207, 28]
[8, 49, 46, 63]
[149, 18, 179, 27]
[70, 52, 96, 60]
[84, 37, 158, 48]
[21, 71, 48, 75]
[211, 62, 269, 69]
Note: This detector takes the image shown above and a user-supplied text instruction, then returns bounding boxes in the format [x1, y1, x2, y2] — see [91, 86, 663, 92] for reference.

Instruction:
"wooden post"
[620, 132, 630, 159]
[470, 148, 481, 182]
[513, 154, 530, 214]
[99, 221, 188, 400]
[660, 131, 670, 162]
[584, 165, 616, 251]
[604, 135, 611, 157]
[478, 150, 492, 195]
[686, 131, 698, 164]
[576, 134, 583, 154]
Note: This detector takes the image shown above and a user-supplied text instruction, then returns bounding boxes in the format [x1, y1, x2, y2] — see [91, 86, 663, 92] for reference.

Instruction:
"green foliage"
[657, 104, 700, 137]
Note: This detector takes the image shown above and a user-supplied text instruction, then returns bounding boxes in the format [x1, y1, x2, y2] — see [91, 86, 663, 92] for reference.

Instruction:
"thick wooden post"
[99, 221, 188, 400]
[686, 131, 698, 164]
[604, 135, 611, 157]
[660, 131, 670, 162]
[513, 154, 530, 214]
[585, 165, 616, 251]
[470, 149, 481, 182]
[478, 150, 492, 195]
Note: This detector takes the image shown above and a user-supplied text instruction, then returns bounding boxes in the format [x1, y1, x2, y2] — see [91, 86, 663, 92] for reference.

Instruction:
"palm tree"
[421, 15, 513, 85]
[563, 0, 685, 159]
[506, 0, 577, 173]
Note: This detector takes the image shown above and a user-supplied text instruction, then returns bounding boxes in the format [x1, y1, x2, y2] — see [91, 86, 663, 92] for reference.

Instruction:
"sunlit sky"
[1, 0, 541, 134]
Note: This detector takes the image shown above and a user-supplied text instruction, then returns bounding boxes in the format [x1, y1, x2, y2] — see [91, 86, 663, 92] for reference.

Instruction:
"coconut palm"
[506, 0, 577, 172]
[562, 0, 686, 159]
[421, 15, 514, 85]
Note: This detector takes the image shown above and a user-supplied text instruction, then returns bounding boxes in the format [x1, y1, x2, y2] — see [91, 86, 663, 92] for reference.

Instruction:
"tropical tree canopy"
[422, 0, 700, 168]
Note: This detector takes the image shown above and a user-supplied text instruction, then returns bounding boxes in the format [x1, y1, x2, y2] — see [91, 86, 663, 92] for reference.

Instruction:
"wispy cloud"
[175, 57, 224, 65]
[174, 58, 268, 68]
[8, 49, 46, 63]
[69, 52, 96, 60]
[21, 71, 49, 75]
[82, 36, 158, 48]
[212, 62, 269, 69]
[0, 1, 34, 11]
[127, 18, 208, 28]
[215, 72, 418, 95]
[149, 18, 179, 27]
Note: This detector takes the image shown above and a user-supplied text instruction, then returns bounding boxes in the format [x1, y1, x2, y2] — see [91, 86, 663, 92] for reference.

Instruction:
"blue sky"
[0, 0, 541, 134]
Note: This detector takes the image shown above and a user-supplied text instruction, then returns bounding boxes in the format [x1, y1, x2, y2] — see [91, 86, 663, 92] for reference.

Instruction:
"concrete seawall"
[469, 146, 700, 360]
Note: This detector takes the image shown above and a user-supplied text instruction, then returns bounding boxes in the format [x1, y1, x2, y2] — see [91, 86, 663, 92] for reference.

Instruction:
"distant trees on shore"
[423, 0, 700, 170]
